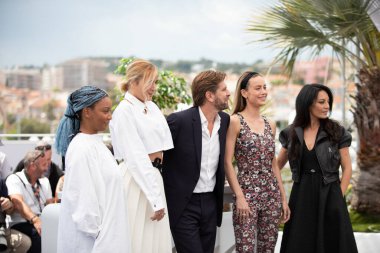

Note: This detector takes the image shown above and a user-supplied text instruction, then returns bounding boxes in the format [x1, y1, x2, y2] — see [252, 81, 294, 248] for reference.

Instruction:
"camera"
[0, 210, 8, 251]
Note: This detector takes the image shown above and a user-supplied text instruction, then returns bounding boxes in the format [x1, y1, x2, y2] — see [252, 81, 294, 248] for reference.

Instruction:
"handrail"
[0, 133, 111, 141]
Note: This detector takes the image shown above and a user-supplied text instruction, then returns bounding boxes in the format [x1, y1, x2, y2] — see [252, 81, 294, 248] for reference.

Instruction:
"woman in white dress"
[55, 86, 130, 253]
[110, 59, 173, 253]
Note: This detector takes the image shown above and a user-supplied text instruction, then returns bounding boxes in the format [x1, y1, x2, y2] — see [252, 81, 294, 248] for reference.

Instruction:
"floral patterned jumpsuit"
[233, 114, 282, 253]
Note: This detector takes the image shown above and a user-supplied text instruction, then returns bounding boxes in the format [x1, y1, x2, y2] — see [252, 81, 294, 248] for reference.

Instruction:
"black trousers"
[171, 192, 217, 253]
[11, 222, 40, 253]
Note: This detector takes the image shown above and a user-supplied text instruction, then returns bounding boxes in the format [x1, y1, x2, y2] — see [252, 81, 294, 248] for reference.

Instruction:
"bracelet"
[29, 215, 38, 224]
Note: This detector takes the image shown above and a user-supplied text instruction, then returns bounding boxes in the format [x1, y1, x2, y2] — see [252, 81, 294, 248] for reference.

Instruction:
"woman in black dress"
[277, 84, 358, 253]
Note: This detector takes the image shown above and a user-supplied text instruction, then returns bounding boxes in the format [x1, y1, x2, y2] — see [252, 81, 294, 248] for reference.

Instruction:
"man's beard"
[214, 97, 228, 111]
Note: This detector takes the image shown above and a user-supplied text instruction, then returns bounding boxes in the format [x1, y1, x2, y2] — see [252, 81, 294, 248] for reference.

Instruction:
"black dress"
[280, 141, 358, 253]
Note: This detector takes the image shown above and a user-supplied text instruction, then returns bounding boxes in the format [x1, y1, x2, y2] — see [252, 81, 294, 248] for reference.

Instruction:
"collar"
[124, 92, 148, 111]
[198, 107, 221, 126]
[295, 126, 328, 144]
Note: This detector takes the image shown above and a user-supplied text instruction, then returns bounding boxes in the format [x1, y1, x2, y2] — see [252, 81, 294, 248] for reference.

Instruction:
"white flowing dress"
[57, 133, 130, 253]
[110, 92, 174, 253]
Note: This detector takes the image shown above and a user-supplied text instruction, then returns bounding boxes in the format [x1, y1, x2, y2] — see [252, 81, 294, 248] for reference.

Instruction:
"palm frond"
[248, 0, 380, 72]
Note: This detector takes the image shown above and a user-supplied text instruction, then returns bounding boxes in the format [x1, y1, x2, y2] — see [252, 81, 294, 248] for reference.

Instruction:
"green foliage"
[20, 118, 50, 134]
[349, 210, 380, 232]
[108, 86, 124, 111]
[248, 0, 380, 74]
[114, 58, 135, 76]
[153, 70, 192, 111]
[114, 57, 192, 111]
[7, 114, 16, 125]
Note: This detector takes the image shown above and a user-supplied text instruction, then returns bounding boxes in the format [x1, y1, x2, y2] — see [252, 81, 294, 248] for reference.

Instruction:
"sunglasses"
[32, 151, 45, 163]
[35, 144, 52, 151]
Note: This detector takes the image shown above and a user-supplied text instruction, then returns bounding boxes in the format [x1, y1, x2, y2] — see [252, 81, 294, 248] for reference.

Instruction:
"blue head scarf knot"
[55, 85, 108, 156]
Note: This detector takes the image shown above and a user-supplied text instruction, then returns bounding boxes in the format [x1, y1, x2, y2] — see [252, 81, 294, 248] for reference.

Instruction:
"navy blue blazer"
[163, 106, 230, 228]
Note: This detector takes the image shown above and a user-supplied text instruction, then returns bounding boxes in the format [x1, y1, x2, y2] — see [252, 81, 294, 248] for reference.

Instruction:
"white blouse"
[57, 133, 130, 253]
[109, 92, 173, 211]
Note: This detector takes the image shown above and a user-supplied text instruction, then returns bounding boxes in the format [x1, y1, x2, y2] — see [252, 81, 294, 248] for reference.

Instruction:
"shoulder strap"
[13, 173, 26, 188]
[236, 113, 245, 125]
[12, 173, 41, 188]
[262, 116, 273, 135]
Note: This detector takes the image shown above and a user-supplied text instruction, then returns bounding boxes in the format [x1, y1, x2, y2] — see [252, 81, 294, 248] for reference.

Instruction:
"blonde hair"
[232, 71, 261, 114]
[120, 59, 158, 93]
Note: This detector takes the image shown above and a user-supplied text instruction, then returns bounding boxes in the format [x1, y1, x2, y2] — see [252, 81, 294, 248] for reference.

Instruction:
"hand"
[33, 217, 42, 235]
[0, 197, 13, 212]
[151, 208, 165, 221]
[281, 200, 291, 223]
[236, 195, 253, 223]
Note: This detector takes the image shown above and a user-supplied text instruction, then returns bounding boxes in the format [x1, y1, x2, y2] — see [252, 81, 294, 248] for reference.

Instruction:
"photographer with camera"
[6, 150, 53, 253]
[0, 178, 31, 253]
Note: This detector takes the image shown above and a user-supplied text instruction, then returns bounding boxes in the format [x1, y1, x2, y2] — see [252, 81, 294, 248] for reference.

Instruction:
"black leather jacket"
[279, 125, 352, 184]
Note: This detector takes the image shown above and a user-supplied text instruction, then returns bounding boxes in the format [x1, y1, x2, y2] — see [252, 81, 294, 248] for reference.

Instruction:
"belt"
[302, 168, 321, 174]
[152, 158, 163, 173]
[192, 192, 214, 195]
[117, 158, 163, 173]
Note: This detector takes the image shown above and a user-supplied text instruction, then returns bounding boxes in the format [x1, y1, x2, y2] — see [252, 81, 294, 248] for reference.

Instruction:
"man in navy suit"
[163, 70, 230, 253]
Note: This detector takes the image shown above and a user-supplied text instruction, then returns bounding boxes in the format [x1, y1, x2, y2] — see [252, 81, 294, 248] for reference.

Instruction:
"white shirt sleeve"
[6, 174, 24, 196]
[64, 144, 102, 238]
[110, 104, 164, 211]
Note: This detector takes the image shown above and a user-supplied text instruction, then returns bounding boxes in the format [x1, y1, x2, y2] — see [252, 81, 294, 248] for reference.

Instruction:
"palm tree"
[248, 0, 380, 214]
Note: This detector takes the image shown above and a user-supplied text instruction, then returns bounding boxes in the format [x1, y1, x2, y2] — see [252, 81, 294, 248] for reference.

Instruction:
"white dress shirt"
[193, 108, 220, 193]
[109, 92, 174, 211]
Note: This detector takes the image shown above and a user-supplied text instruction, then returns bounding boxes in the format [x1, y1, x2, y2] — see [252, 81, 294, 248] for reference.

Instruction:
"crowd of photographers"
[0, 140, 63, 253]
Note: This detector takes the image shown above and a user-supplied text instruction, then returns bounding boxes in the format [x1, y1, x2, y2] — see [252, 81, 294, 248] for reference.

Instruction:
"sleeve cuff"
[151, 197, 164, 211]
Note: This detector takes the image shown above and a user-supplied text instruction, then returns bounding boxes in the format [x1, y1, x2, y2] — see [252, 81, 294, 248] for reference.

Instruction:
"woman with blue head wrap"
[56, 86, 131, 253]
[55, 85, 108, 157]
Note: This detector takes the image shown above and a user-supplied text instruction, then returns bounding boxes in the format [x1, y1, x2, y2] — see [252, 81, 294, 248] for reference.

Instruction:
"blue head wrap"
[55, 85, 108, 156]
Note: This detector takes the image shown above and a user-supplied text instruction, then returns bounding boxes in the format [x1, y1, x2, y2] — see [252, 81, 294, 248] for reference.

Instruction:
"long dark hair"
[288, 84, 342, 160]
[232, 71, 261, 114]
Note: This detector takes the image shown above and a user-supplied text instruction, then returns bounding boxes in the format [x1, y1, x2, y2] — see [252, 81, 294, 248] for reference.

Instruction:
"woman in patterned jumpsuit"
[225, 71, 290, 252]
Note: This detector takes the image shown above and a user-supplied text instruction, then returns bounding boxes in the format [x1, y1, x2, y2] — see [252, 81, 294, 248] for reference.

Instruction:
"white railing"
[0, 133, 111, 169]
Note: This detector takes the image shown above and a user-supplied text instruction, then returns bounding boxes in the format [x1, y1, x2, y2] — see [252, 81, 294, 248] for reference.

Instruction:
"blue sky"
[0, 0, 279, 67]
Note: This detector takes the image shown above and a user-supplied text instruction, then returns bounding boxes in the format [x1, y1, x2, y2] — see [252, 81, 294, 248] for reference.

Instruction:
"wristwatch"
[29, 215, 38, 224]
